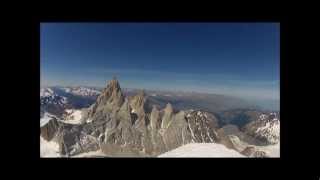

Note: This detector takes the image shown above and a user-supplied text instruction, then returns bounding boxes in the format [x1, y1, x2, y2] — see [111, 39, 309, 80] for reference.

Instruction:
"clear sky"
[41, 23, 279, 102]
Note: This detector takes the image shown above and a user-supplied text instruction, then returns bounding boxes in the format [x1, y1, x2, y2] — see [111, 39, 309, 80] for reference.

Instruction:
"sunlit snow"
[64, 109, 83, 124]
[158, 143, 245, 157]
[40, 136, 60, 157]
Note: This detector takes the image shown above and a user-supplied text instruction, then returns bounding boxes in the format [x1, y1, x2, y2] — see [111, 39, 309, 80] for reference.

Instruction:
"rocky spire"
[106, 76, 121, 94]
[117, 98, 132, 127]
[161, 103, 174, 129]
[164, 103, 173, 114]
[130, 90, 146, 110]
[150, 105, 160, 130]
[86, 77, 124, 118]
[103, 77, 124, 106]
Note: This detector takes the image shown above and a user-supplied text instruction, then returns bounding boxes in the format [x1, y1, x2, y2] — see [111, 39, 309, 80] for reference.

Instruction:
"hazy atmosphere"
[41, 23, 279, 109]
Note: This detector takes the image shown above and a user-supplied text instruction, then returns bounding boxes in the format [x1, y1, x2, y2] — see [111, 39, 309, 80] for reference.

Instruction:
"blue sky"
[41, 23, 279, 101]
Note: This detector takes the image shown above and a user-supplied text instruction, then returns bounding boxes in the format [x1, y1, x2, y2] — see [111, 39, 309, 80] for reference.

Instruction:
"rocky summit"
[41, 78, 222, 157]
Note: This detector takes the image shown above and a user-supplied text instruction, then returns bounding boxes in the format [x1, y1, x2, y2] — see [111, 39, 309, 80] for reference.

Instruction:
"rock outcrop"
[40, 117, 60, 141]
[243, 112, 280, 145]
[240, 146, 268, 157]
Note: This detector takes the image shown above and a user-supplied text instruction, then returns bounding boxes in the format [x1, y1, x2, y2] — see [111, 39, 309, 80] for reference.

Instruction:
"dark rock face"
[52, 78, 222, 157]
[40, 118, 60, 141]
[56, 123, 100, 156]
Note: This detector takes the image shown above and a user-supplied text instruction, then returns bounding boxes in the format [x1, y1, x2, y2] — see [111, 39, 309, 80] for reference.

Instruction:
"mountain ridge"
[40, 78, 280, 157]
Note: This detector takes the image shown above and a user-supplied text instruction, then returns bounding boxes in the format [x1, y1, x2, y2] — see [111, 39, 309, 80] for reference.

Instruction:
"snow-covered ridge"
[40, 88, 55, 97]
[245, 112, 280, 145]
[158, 143, 245, 157]
[61, 87, 101, 97]
[40, 88, 68, 105]
[255, 118, 280, 144]
[40, 112, 57, 127]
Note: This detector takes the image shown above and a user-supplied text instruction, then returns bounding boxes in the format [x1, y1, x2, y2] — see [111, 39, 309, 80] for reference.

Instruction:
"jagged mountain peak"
[85, 78, 125, 118]
[103, 78, 124, 101]
[107, 77, 121, 90]
[43, 79, 233, 157]
[164, 103, 173, 113]
[101, 77, 123, 101]
[130, 90, 146, 111]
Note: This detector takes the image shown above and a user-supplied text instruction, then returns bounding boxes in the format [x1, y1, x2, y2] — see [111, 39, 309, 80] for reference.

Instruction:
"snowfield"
[158, 143, 245, 157]
[71, 150, 105, 158]
[64, 109, 83, 124]
[40, 136, 60, 157]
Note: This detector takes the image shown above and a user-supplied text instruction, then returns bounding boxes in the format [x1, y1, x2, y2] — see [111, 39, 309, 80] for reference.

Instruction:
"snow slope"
[40, 112, 57, 127]
[63, 109, 83, 124]
[40, 136, 60, 157]
[158, 143, 245, 157]
[41, 136, 106, 158]
[71, 150, 105, 158]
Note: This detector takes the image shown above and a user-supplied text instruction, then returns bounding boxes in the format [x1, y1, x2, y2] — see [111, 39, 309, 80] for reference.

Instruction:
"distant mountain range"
[40, 79, 280, 157]
[40, 85, 267, 116]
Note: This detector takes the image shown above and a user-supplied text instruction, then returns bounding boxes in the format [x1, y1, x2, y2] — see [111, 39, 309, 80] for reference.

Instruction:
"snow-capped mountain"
[40, 87, 101, 117]
[243, 112, 280, 145]
[40, 78, 222, 157]
[40, 88, 54, 97]
[40, 88, 68, 105]
[40, 79, 280, 158]
[40, 88, 70, 117]
[61, 87, 101, 97]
